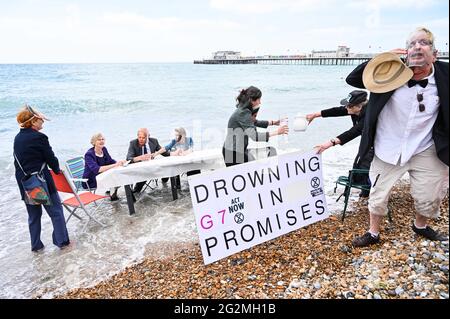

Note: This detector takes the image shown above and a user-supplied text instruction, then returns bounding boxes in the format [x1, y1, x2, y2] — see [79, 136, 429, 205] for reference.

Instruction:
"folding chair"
[140, 179, 158, 193]
[132, 179, 158, 203]
[50, 169, 108, 232]
[65, 156, 92, 192]
[334, 168, 393, 222]
[335, 169, 370, 221]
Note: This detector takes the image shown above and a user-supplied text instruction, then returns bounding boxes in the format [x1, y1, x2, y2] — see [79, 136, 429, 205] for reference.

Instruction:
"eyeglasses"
[417, 93, 425, 112]
[407, 39, 433, 49]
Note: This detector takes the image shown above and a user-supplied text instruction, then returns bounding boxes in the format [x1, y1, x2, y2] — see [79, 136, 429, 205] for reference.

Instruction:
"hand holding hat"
[362, 52, 413, 93]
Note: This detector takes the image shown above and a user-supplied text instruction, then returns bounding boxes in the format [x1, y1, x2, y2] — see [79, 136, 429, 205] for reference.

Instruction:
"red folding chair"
[50, 169, 108, 232]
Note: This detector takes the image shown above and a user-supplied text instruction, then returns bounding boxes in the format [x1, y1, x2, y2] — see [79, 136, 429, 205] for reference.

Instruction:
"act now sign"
[188, 150, 329, 265]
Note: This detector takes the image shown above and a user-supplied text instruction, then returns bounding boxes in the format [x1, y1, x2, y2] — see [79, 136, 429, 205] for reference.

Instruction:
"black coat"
[346, 60, 449, 166]
[126, 137, 169, 162]
[321, 105, 367, 145]
[13, 128, 61, 200]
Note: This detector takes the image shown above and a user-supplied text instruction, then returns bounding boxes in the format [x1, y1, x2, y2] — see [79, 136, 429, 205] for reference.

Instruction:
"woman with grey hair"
[82, 133, 126, 200]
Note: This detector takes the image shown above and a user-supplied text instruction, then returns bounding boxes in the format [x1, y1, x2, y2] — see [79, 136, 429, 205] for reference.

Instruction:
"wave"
[0, 99, 162, 119]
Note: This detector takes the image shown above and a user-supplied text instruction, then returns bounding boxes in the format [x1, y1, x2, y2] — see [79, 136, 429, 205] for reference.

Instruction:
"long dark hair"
[236, 86, 262, 109]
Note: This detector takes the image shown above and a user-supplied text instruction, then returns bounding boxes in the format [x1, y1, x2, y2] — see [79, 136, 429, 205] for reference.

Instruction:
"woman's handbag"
[14, 153, 52, 206]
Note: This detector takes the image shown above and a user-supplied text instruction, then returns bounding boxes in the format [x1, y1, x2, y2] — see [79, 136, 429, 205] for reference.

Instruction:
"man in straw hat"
[346, 27, 449, 247]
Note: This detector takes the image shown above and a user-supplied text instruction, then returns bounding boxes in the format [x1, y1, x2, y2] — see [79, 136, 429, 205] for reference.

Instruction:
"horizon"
[0, 0, 448, 64]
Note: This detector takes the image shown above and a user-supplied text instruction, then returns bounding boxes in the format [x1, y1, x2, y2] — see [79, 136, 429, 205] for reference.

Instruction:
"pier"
[194, 55, 449, 65]
[195, 57, 370, 65]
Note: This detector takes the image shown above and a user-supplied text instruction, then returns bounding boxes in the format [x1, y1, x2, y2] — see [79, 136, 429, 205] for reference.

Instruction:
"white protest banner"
[189, 150, 329, 265]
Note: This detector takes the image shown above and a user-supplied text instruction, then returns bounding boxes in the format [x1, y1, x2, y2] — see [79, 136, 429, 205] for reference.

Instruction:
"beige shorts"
[368, 145, 449, 219]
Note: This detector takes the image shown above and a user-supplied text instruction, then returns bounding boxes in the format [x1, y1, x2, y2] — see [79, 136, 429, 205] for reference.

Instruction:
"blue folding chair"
[65, 156, 92, 193]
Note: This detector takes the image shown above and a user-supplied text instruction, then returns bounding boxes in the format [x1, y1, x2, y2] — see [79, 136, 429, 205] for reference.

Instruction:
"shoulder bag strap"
[13, 152, 27, 175]
[13, 153, 46, 176]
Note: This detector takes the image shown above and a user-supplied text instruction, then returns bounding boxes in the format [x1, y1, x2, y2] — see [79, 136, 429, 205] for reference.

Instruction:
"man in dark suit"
[126, 128, 169, 195]
[346, 27, 449, 247]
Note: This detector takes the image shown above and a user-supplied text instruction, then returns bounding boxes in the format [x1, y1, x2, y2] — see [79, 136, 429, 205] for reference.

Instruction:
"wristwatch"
[330, 139, 336, 146]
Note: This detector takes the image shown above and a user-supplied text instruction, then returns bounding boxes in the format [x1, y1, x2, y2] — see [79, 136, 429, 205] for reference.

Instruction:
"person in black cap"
[306, 90, 373, 197]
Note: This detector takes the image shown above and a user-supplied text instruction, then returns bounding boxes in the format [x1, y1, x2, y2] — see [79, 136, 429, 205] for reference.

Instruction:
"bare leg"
[369, 214, 383, 234]
[414, 213, 428, 228]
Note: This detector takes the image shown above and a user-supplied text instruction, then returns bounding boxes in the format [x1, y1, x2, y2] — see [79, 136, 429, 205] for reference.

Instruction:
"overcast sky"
[0, 0, 448, 63]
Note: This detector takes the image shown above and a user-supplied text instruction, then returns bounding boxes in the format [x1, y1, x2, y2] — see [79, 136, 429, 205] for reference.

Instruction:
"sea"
[0, 63, 365, 298]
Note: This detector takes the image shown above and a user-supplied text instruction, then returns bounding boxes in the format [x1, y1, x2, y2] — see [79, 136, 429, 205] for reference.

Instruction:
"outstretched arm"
[314, 138, 341, 154]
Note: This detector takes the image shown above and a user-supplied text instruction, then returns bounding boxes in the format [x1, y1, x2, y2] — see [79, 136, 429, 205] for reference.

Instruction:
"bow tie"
[408, 79, 428, 88]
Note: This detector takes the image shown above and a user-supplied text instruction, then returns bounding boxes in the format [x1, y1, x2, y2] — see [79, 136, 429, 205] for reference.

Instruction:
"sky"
[0, 0, 448, 63]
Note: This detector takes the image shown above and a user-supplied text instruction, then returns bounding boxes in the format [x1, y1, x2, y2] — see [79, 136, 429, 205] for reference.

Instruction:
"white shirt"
[374, 65, 440, 166]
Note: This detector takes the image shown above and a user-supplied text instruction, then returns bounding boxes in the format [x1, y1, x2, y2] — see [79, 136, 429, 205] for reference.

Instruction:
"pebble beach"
[59, 182, 449, 299]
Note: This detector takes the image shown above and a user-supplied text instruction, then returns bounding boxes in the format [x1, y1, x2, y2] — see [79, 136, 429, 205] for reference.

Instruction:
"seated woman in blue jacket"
[154, 127, 196, 182]
[152, 127, 194, 158]
[82, 133, 126, 200]
[14, 105, 70, 252]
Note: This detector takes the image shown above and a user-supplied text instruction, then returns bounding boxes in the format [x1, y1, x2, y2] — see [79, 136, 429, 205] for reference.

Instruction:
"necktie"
[408, 79, 428, 88]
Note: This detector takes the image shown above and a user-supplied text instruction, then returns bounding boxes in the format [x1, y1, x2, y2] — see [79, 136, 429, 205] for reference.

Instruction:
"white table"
[96, 149, 225, 214]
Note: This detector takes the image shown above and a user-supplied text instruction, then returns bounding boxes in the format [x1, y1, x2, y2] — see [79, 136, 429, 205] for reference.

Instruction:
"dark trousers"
[222, 148, 249, 167]
[25, 192, 70, 251]
[354, 148, 375, 197]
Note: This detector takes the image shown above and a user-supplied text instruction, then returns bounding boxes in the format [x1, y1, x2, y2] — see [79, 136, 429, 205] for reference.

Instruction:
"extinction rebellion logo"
[234, 212, 244, 224]
[310, 177, 323, 197]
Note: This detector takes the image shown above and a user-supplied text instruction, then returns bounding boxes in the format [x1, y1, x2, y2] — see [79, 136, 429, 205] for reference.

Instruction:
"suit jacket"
[346, 60, 449, 166]
[13, 128, 61, 200]
[126, 137, 169, 162]
[321, 105, 367, 145]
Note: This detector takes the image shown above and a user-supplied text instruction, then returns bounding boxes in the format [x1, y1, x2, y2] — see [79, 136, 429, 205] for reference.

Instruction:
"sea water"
[0, 63, 361, 298]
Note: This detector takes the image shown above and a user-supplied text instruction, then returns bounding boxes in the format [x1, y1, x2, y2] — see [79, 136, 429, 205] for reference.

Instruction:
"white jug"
[293, 114, 308, 132]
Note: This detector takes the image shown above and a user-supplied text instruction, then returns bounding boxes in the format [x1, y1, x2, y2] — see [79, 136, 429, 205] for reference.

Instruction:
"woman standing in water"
[222, 86, 288, 167]
[13, 105, 70, 252]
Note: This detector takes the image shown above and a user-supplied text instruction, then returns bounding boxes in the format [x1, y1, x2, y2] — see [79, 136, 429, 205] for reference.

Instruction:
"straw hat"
[362, 52, 413, 93]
